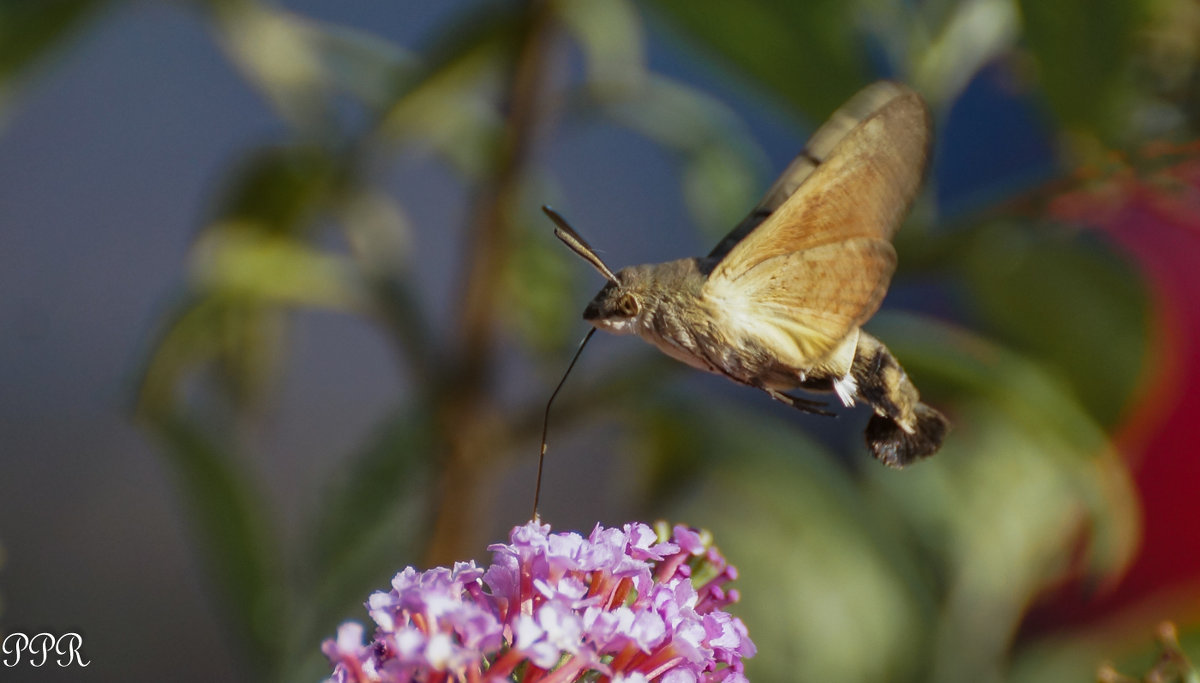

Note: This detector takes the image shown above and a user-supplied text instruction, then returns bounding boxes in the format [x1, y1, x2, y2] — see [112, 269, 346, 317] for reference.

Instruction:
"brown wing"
[707, 81, 926, 261]
[702, 82, 930, 364]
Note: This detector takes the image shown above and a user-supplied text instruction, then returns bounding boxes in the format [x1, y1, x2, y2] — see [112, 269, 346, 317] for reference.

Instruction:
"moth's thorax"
[584, 256, 859, 387]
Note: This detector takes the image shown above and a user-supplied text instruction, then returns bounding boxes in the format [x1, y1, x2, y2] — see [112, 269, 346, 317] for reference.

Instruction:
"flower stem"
[424, 0, 557, 566]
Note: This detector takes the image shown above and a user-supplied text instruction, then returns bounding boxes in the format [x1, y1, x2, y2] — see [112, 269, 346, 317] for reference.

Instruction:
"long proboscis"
[542, 205, 619, 284]
[532, 327, 597, 520]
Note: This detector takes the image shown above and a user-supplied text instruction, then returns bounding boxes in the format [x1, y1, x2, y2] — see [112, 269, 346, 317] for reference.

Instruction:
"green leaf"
[371, 2, 532, 176]
[304, 19, 413, 113]
[557, 0, 646, 95]
[1015, 0, 1150, 140]
[912, 0, 1020, 106]
[592, 75, 766, 238]
[0, 0, 113, 121]
[189, 225, 369, 312]
[135, 294, 287, 414]
[136, 143, 370, 415]
[146, 412, 284, 674]
[955, 221, 1150, 428]
[213, 145, 341, 234]
[207, 3, 413, 135]
[136, 228, 368, 414]
[374, 48, 505, 176]
[208, 2, 334, 134]
[644, 0, 867, 121]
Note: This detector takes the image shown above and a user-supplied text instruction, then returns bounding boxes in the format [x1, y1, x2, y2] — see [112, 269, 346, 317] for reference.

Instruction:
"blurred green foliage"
[1015, 0, 1144, 140]
[0, 0, 113, 121]
[6, 0, 1200, 681]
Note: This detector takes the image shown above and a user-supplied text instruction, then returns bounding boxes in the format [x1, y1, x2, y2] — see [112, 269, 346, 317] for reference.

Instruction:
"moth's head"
[582, 269, 646, 334]
[543, 205, 646, 336]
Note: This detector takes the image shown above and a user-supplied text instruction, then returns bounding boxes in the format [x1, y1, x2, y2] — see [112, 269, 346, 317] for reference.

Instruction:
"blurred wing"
[703, 82, 930, 363]
[707, 81, 923, 261]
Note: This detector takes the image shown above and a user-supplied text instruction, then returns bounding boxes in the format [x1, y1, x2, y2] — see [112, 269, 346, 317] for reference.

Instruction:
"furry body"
[558, 82, 948, 466]
[585, 258, 946, 466]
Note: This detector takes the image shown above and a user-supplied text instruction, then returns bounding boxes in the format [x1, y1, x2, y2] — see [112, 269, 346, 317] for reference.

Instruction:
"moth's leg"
[705, 364, 835, 416]
[763, 388, 836, 417]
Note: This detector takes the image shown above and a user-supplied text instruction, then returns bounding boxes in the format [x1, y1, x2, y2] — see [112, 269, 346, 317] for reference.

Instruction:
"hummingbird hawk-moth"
[546, 81, 948, 467]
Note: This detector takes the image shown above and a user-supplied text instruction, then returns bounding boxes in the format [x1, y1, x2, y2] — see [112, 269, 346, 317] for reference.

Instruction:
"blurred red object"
[1030, 146, 1200, 627]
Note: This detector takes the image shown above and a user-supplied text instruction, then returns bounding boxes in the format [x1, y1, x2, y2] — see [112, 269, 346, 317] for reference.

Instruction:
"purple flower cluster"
[323, 521, 755, 683]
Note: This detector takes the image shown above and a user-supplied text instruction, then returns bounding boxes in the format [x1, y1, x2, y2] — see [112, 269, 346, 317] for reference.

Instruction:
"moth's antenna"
[532, 327, 596, 520]
[542, 205, 620, 284]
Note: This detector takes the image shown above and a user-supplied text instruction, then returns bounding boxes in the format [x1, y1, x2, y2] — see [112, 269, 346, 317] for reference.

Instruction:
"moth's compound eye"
[617, 293, 639, 317]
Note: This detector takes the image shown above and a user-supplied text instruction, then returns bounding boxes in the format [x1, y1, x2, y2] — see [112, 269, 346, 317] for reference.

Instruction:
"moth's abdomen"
[866, 404, 948, 467]
[851, 332, 947, 466]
